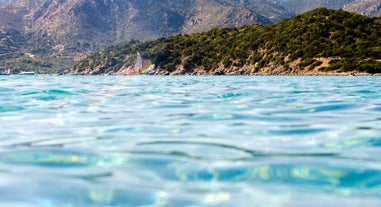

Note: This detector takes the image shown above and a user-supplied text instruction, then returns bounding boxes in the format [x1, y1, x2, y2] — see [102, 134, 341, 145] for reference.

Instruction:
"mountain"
[0, 0, 292, 73]
[275, 0, 355, 14]
[0, 0, 380, 74]
[0, 8, 24, 58]
[275, 0, 381, 16]
[344, 0, 381, 16]
[18, 0, 280, 46]
[70, 8, 381, 75]
[0, 0, 15, 5]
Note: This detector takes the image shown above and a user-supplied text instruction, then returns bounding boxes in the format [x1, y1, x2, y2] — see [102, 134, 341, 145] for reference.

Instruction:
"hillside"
[0, 0, 292, 73]
[344, 0, 381, 16]
[276, 0, 381, 16]
[70, 8, 381, 75]
[0, 0, 15, 5]
[0, 8, 24, 60]
[275, 0, 354, 14]
[1, 1, 380, 74]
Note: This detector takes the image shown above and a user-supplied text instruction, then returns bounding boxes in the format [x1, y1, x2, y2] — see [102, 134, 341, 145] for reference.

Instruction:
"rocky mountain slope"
[343, 0, 381, 16]
[70, 8, 381, 75]
[0, 0, 380, 73]
[0, 8, 23, 57]
[275, 0, 354, 14]
[0, 0, 15, 5]
[0, 0, 292, 73]
[275, 0, 381, 16]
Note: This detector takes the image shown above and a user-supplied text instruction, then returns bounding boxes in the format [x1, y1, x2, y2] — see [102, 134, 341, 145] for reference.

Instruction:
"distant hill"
[343, 0, 381, 16]
[0, 0, 292, 73]
[275, 0, 355, 14]
[0, 8, 23, 58]
[8, 0, 288, 49]
[0, 0, 15, 5]
[0, 0, 380, 73]
[70, 8, 381, 75]
[275, 0, 381, 16]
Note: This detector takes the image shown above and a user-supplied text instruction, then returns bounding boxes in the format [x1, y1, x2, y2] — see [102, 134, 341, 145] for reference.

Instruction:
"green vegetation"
[73, 8, 381, 75]
[1, 0, 292, 74]
[0, 54, 67, 74]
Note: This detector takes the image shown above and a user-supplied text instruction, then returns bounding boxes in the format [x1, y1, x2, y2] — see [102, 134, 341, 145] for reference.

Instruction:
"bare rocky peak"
[343, 0, 381, 16]
[0, 0, 16, 5]
[1, 0, 287, 55]
[275, 0, 355, 14]
[275, 0, 380, 16]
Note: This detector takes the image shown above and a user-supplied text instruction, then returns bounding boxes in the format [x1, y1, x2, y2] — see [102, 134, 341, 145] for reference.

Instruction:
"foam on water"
[0, 75, 381, 206]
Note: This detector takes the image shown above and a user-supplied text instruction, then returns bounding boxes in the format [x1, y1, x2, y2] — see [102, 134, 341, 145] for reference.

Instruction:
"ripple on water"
[369, 106, 381, 112]
[0, 76, 381, 206]
[1, 148, 380, 190]
[284, 103, 359, 114]
[0, 106, 25, 113]
[323, 137, 381, 149]
[0, 149, 109, 167]
[19, 89, 74, 101]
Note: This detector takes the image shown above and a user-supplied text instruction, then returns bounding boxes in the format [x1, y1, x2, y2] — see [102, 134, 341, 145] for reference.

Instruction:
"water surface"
[0, 76, 381, 206]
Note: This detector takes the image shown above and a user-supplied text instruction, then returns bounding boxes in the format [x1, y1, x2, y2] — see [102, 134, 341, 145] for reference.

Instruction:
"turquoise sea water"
[0, 75, 381, 207]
